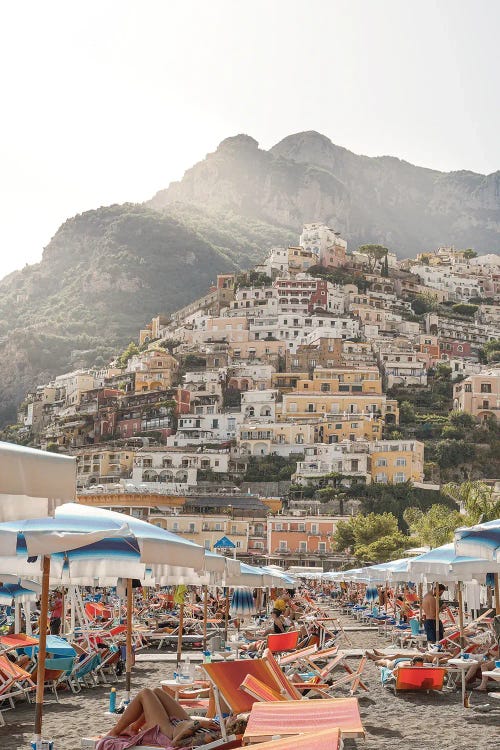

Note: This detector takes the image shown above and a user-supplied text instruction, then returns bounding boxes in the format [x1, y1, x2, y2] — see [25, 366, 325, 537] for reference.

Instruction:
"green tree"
[117, 341, 140, 368]
[403, 504, 463, 547]
[442, 480, 500, 524]
[333, 512, 407, 563]
[449, 410, 476, 430]
[356, 244, 389, 272]
[462, 249, 477, 259]
[399, 400, 416, 424]
[451, 303, 478, 317]
[435, 439, 476, 469]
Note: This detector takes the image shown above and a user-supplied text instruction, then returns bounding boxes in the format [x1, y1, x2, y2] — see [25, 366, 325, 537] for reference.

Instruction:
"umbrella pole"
[176, 599, 184, 665]
[457, 581, 465, 647]
[125, 579, 133, 703]
[34, 555, 51, 743]
[418, 582, 423, 624]
[494, 573, 500, 616]
[202, 585, 208, 652]
[224, 588, 229, 643]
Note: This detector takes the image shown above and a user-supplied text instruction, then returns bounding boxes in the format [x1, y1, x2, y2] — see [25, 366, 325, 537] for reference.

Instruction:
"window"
[298, 523, 305, 531]
[289, 402, 297, 413]
[481, 383, 492, 393]
[396, 458, 407, 467]
[189, 523, 195, 532]
[204, 540, 210, 550]
[299, 541, 307, 552]
[172, 522, 179, 531]
[318, 542, 326, 552]
[279, 541, 288, 551]
[275, 523, 282, 531]
[375, 473, 388, 483]
[310, 524, 318, 534]
[394, 472, 406, 483]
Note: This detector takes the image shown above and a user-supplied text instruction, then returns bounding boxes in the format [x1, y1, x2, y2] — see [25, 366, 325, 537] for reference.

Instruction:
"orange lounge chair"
[243, 697, 364, 743]
[394, 666, 446, 694]
[240, 674, 288, 703]
[266, 631, 299, 655]
[203, 659, 279, 717]
[262, 649, 331, 699]
[244, 727, 342, 750]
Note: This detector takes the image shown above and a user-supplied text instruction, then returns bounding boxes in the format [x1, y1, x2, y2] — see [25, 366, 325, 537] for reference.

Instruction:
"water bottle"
[203, 650, 212, 663]
[109, 687, 116, 713]
[182, 654, 191, 682]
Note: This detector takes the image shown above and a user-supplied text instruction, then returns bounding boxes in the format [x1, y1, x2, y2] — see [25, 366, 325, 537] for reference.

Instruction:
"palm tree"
[442, 480, 500, 524]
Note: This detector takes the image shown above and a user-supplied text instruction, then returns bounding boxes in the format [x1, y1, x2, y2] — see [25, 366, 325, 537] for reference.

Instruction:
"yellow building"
[287, 246, 315, 274]
[278, 391, 398, 424]
[238, 422, 316, 456]
[368, 440, 424, 484]
[317, 413, 383, 443]
[75, 447, 135, 488]
[131, 350, 179, 393]
[271, 373, 310, 393]
[149, 514, 249, 553]
[295, 367, 383, 395]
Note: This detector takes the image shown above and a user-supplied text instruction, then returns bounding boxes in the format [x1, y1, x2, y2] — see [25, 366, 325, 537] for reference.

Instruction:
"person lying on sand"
[97, 687, 219, 749]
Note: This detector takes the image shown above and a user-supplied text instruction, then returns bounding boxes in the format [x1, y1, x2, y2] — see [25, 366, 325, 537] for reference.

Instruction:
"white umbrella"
[0, 441, 76, 521]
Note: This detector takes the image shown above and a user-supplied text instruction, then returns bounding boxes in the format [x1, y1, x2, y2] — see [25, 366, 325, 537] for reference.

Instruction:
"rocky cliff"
[151, 131, 500, 256]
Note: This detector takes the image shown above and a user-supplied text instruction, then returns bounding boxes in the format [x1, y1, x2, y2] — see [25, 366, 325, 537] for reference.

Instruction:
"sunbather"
[97, 687, 218, 749]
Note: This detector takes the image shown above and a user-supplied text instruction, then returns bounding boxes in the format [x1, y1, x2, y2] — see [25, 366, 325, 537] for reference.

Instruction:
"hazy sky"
[1, 0, 499, 278]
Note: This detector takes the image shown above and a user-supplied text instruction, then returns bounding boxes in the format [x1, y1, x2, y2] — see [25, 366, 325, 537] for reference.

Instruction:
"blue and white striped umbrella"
[230, 587, 257, 617]
[454, 519, 500, 563]
[0, 583, 39, 604]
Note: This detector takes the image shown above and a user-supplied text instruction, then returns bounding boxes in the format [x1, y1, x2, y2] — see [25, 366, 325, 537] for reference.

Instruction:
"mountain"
[1, 129, 499, 425]
[0, 203, 293, 424]
[150, 131, 500, 255]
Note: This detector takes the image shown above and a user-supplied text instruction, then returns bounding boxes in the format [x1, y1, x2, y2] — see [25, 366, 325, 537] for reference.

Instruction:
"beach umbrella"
[0, 505, 211, 741]
[454, 519, 500, 615]
[0, 514, 128, 745]
[230, 587, 257, 618]
[0, 582, 39, 605]
[0, 441, 76, 521]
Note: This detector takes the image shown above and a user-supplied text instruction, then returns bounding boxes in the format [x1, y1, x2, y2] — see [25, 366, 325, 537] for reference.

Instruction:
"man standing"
[422, 584, 446, 643]
[50, 591, 63, 635]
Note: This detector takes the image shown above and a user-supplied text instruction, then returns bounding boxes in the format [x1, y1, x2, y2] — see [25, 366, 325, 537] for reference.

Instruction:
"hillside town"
[14, 224, 500, 571]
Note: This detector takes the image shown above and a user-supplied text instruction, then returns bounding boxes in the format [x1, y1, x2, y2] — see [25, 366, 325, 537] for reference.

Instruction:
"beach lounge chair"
[242, 697, 364, 743]
[0, 654, 36, 708]
[31, 655, 77, 701]
[296, 649, 368, 695]
[393, 665, 447, 694]
[266, 631, 299, 654]
[278, 643, 318, 667]
[241, 727, 342, 750]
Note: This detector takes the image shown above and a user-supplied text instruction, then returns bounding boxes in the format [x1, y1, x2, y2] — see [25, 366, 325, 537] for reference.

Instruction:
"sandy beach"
[1, 617, 499, 750]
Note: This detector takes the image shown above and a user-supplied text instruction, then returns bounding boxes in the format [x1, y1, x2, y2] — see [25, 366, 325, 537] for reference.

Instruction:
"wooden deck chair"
[203, 658, 284, 738]
[279, 643, 318, 667]
[0, 633, 38, 655]
[266, 630, 299, 654]
[240, 674, 287, 703]
[0, 654, 36, 707]
[394, 666, 446, 694]
[243, 697, 364, 743]
[262, 649, 331, 699]
[242, 727, 342, 750]
[297, 649, 368, 695]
